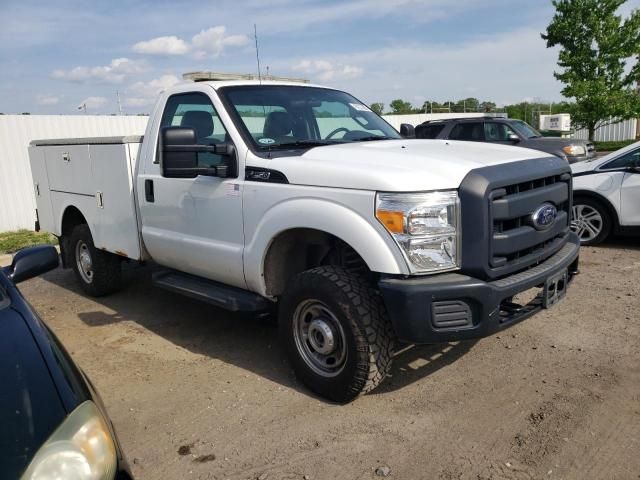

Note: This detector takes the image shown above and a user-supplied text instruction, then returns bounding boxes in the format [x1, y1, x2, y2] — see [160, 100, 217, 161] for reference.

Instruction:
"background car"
[0, 245, 132, 479]
[571, 141, 640, 245]
[415, 116, 595, 163]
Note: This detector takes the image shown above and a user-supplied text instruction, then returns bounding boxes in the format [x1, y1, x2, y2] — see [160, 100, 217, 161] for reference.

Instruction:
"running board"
[152, 269, 271, 312]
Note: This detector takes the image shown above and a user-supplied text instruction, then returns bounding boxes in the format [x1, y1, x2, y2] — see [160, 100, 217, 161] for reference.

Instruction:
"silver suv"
[415, 117, 596, 163]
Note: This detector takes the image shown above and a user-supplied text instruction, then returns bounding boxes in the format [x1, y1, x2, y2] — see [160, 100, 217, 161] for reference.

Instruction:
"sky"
[1, 0, 639, 115]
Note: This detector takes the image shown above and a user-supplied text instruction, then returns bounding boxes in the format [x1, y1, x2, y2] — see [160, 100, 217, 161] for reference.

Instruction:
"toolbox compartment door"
[44, 145, 93, 196]
[89, 143, 142, 260]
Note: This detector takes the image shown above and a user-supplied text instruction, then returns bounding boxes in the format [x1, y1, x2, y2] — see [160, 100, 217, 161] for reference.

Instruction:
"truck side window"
[484, 122, 517, 142]
[449, 122, 484, 141]
[158, 92, 229, 168]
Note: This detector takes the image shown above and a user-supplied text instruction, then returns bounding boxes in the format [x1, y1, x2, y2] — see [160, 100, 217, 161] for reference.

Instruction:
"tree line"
[369, 98, 574, 124]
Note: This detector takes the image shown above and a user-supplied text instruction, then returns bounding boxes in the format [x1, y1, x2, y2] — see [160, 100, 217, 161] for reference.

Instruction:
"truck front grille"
[489, 173, 571, 273]
[458, 157, 573, 281]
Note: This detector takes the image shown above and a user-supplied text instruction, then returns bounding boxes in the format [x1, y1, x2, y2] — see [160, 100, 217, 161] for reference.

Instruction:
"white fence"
[0, 115, 149, 232]
[573, 117, 638, 142]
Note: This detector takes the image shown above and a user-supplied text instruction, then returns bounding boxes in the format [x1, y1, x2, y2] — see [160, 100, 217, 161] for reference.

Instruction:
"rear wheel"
[70, 224, 122, 296]
[279, 266, 394, 403]
[571, 197, 611, 245]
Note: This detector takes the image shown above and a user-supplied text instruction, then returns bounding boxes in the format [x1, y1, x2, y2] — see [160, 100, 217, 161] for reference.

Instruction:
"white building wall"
[573, 117, 638, 142]
[0, 115, 149, 232]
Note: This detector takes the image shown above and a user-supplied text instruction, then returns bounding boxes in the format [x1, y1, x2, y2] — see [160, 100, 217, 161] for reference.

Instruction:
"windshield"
[220, 85, 401, 150]
[510, 120, 542, 138]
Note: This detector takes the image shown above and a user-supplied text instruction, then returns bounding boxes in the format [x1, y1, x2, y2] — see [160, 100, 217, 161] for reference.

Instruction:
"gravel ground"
[12, 238, 640, 480]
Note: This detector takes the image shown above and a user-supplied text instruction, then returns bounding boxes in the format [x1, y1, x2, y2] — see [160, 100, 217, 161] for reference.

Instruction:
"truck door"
[137, 91, 246, 289]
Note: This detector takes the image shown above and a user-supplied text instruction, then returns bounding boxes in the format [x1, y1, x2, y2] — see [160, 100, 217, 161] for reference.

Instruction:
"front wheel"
[70, 224, 123, 296]
[571, 198, 611, 245]
[279, 266, 394, 403]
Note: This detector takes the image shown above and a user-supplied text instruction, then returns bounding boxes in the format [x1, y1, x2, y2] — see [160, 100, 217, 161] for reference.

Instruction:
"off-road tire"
[279, 266, 394, 403]
[70, 224, 122, 296]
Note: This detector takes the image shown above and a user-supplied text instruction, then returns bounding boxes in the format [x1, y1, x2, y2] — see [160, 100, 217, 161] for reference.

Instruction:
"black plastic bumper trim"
[378, 233, 580, 343]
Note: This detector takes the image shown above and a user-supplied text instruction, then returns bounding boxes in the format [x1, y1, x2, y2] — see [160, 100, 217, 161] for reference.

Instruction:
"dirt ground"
[12, 238, 640, 480]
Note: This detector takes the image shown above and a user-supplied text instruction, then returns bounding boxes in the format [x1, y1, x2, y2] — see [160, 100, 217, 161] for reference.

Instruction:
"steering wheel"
[325, 127, 350, 140]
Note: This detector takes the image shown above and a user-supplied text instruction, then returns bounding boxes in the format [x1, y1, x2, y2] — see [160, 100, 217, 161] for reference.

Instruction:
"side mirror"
[399, 123, 415, 138]
[160, 126, 236, 179]
[6, 245, 59, 284]
[627, 165, 640, 174]
[507, 133, 520, 143]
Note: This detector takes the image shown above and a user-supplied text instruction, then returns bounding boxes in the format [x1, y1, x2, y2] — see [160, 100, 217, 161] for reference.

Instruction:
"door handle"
[145, 179, 154, 202]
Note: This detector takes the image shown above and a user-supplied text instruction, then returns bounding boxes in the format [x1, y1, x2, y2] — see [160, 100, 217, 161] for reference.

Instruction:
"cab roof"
[182, 71, 327, 90]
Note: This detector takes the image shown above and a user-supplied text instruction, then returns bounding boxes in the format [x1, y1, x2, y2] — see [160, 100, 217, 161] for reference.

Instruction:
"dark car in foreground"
[415, 116, 596, 163]
[0, 246, 132, 479]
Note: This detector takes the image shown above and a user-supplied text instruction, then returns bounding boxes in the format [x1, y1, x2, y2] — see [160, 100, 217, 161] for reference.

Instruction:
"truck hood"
[262, 139, 554, 191]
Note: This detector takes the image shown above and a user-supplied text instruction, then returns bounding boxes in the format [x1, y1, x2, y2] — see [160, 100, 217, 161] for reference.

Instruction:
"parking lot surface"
[16, 239, 640, 480]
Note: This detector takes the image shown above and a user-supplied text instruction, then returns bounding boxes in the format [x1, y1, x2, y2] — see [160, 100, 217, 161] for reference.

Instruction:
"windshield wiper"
[267, 140, 334, 149]
[349, 136, 391, 142]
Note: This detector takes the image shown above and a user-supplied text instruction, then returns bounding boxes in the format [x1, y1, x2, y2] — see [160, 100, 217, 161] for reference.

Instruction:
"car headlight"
[21, 401, 117, 480]
[563, 145, 586, 156]
[376, 190, 460, 274]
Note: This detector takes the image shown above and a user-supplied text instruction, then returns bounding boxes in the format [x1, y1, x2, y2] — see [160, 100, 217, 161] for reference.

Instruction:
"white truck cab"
[29, 73, 580, 401]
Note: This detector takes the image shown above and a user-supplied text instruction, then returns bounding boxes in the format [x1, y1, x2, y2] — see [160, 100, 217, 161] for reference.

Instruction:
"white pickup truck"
[29, 72, 580, 402]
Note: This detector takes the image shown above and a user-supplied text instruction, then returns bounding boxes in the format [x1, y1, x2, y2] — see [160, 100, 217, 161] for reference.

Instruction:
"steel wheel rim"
[292, 299, 347, 378]
[571, 204, 603, 242]
[75, 240, 94, 284]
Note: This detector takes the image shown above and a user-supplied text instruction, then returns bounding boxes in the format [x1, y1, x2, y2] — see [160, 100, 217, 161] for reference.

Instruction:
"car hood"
[261, 139, 556, 191]
[572, 140, 640, 173]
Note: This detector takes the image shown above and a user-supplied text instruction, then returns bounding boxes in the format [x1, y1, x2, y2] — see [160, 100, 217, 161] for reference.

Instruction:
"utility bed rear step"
[152, 269, 271, 312]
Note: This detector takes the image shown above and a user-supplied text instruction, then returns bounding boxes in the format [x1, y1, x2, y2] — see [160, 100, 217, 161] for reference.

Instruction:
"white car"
[571, 141, 640, 245]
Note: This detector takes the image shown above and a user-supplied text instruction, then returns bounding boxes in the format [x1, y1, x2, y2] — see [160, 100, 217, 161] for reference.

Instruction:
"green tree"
[370, 102, 384, 115]
[480, 101, 496, 113]
[389, 99, 414, 114]
[542, 0, 640, 140]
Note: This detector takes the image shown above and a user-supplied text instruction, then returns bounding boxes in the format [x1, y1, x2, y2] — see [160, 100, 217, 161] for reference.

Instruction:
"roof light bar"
[182, 71, 310, 83]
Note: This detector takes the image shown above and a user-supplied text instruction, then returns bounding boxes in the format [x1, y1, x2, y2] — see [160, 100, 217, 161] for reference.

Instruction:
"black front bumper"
[378, 233, 580, 343]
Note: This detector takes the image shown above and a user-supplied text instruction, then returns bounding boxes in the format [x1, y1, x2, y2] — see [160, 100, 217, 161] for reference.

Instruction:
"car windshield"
[510, 120, 542, 139]
[220, 85, 401, 150]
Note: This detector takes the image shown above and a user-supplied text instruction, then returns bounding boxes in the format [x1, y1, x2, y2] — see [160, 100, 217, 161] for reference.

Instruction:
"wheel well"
[60, 207, 88, 267]
[61, 206, 87, 237]
[573, 190, 620, 230]
[263, 228, 370, 297]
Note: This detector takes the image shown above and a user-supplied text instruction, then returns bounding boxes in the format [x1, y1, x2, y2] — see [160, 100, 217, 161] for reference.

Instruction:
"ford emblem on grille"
[531, 203, 557, 230]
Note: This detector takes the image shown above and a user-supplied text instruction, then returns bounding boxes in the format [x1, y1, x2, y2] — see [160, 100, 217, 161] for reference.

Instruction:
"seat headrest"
[263, 111, 293, 138]
[181, 111, 214, 141]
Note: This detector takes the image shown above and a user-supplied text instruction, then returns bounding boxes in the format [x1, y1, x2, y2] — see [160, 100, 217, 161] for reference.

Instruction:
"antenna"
[116, 90, 123, 115]
[254, 24, 262, 84]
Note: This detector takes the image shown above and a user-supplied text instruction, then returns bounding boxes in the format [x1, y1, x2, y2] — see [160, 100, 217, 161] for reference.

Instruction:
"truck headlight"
[21, 401, 117, 480]
[376, 190, 460, 274]
[562, 145, 586, 156]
